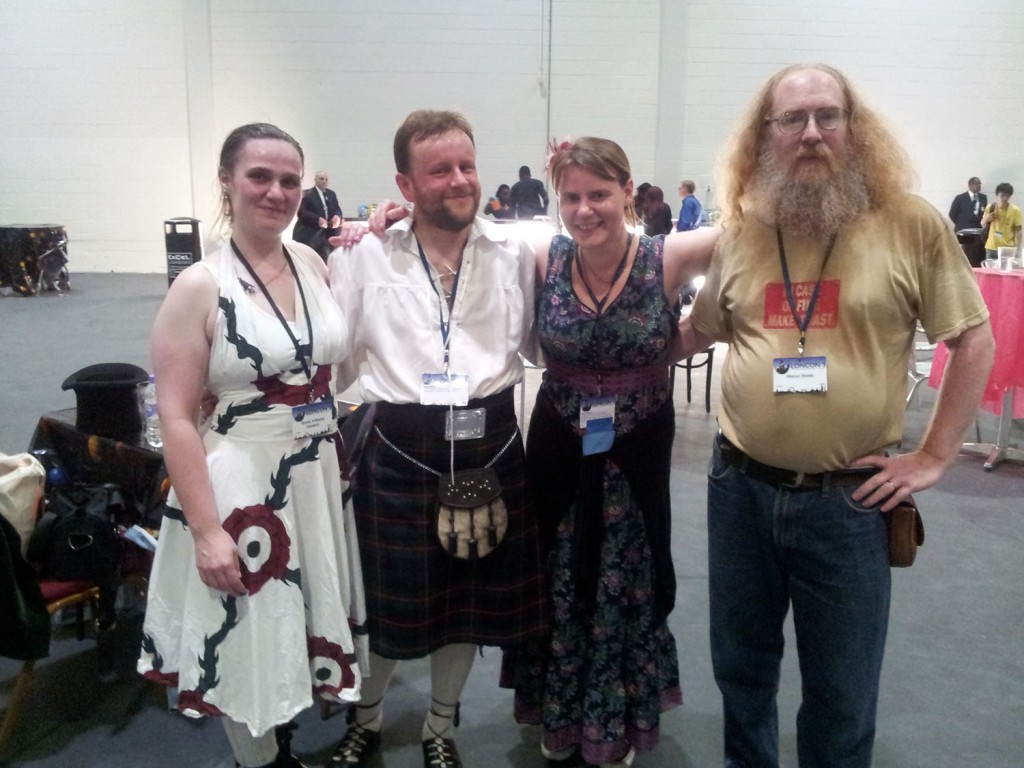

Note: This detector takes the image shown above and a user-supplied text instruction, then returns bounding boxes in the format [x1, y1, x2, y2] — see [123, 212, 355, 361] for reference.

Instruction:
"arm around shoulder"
[661, 225, 722, 298]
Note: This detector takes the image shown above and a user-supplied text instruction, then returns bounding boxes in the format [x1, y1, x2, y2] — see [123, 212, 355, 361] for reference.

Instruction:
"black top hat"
[61, 363, 149, 441]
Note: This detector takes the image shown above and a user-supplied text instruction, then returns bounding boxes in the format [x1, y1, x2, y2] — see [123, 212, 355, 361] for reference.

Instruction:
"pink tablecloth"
[929, 268, 1024, 417]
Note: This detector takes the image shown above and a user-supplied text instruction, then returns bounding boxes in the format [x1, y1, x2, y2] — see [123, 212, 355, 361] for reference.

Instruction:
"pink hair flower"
[545, 137, 574, 174]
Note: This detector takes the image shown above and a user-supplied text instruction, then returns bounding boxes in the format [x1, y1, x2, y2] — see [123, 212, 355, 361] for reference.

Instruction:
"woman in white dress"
[138, 123, 367, 768]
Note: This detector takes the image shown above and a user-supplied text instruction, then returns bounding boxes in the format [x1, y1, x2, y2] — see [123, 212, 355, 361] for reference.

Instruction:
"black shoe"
[274, 721, 307, 768]
[546, 749, 587, 767]
[329, 724, 382, 767]
[422, 735, 461, 768]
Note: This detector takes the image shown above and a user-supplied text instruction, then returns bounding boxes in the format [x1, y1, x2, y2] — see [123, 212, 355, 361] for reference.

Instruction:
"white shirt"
[329, 217, 538, 404]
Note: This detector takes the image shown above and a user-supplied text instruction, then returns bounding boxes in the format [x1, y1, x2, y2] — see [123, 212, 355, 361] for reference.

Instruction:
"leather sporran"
[437, 468, 507, 560]
[886, 496, 925, 567]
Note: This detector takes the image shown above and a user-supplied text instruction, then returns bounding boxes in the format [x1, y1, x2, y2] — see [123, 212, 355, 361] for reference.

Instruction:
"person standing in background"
[980, 182, 1022, 262]
[509, 165, 550, 219]
[484, 183, 513, 219]
[949, 176, 986, 231]
[675, 179, 703, 231]
[677, 64, 993, 768]
[949, 177, 987, 266]
[641, 185, 673, 236]
[292, 170, 343, 260]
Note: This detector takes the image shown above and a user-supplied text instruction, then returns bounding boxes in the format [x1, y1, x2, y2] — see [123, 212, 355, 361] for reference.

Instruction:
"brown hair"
[215, 123, 304, 228]
[393, 110, 475, 174]
[715, 64, 916, 225]
[549, 136, 640, 226]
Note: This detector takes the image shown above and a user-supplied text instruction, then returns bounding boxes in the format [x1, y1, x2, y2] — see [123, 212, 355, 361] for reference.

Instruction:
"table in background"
[929, 268, 1024, 469]
[29, 409, 166, 531]
[0, 224, 69, 296]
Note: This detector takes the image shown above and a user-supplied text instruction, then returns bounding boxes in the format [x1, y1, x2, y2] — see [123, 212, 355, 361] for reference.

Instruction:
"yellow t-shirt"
[983, 202, 1023, 249]
[691, 194, 989, 472]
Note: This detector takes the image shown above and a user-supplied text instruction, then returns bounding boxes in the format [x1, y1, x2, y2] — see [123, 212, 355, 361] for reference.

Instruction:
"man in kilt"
[328, 110, 547, 768]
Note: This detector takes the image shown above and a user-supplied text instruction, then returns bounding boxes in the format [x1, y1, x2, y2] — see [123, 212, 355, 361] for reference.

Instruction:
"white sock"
[349, 652, 397, 731]
[222, 718, 278, 768]
[422, 643, 475, 740]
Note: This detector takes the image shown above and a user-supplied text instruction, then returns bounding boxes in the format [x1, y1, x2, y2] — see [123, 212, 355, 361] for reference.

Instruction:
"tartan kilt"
[352, 388, 548, 659]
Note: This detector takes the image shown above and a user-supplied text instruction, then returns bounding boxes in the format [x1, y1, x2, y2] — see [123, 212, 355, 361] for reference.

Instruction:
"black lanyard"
[776, 228, 838, 357]
[575, 233, 633, 315]
[417, 238, 462, 372]
[230, 239, 316, 395]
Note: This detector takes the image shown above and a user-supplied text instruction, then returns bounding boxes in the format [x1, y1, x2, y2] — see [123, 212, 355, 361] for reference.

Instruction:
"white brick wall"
[0, 0, 1021, 272]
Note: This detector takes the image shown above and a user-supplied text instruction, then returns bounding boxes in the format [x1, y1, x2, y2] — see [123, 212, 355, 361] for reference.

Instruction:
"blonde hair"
[715, 64, 916, 225]
[549, 136, 640, 226]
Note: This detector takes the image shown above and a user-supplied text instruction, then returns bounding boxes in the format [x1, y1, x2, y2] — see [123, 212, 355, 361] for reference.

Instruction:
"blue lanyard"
[417, 238, 462, 371]
[776, 228, 837, 357]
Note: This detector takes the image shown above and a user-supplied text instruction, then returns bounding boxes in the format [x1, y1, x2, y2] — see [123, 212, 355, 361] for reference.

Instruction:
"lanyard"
[230, 239, 317, 396]
[417, 238, 462, 372]
[574, 233, 633, 315]
[776, 228, 838, 357]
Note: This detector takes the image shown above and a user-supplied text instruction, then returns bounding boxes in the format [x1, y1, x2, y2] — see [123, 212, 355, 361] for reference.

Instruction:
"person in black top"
[949, 177, 986, 231]
[509, 166, 549, 219]
[948, 177, 987, 266]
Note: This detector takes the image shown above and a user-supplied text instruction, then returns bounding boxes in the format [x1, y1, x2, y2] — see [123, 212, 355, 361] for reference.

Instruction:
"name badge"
[291, 399, 337, 439]
[772, 356, 828, 394]
[445, 408, 486, 440]
[580, 394, 616, 455]
[421, 372, 470, 406]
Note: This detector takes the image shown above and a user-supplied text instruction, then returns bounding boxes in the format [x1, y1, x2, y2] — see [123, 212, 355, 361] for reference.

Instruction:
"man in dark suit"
[949, 177, 986, 266]
[293, 170, 343, 260]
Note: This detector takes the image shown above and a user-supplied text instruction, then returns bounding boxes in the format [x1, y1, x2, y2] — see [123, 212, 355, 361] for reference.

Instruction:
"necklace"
[238, 256, 288, 295]
[575, 232, 633, 314]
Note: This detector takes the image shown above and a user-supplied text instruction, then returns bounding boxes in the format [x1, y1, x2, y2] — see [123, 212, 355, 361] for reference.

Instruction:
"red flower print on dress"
[177, 688, 224, 717]
[222, 503, 292, 595]
[142, 669, 179, 688]
[308, 635, 358, 696]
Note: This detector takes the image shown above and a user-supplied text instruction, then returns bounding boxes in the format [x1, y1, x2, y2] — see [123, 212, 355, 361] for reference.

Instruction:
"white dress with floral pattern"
[138, 243, 367, 737]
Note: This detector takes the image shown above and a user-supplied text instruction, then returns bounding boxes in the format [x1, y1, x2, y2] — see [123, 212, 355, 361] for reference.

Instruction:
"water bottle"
[143, 374, 163, 449]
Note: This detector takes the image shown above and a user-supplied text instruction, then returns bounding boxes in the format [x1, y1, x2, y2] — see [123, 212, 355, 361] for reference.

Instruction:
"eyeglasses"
[765, 107, 848, 134]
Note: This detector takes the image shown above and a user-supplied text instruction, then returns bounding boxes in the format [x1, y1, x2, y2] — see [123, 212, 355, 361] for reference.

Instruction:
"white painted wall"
[1, 0, 1021, 273]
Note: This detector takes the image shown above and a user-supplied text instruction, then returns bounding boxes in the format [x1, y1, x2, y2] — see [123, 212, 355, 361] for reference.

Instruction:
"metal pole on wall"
[545, 0, 555, 219]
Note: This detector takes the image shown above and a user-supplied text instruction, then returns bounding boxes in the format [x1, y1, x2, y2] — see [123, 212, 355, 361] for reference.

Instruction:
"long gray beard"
[749, 145, 870, 239]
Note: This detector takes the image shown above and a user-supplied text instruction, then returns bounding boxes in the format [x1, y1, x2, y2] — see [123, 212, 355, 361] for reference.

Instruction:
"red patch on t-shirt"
[764, 280, 840, 329]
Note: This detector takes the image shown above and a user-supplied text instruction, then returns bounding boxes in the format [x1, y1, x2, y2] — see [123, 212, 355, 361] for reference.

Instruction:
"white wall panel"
[0, 0, 1021, 273]
[0, 0, 191, 272]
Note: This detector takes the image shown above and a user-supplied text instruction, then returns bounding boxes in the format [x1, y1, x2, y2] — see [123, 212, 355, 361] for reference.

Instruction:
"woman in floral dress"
[138, 123, 367, 768]
[503, 137, 718, 767]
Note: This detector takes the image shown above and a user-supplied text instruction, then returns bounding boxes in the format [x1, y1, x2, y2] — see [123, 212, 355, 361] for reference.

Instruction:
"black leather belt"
[716, 433, 877, 489]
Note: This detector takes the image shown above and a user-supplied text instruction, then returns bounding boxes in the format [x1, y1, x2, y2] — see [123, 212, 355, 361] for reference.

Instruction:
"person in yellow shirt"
[980, 182, 1023, 261]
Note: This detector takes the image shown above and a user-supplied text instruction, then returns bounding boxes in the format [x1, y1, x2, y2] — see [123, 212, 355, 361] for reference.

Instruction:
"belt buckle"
[781, 470, 805, 489]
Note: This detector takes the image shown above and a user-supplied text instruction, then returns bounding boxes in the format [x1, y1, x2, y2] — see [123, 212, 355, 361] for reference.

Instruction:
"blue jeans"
[707, 438, 891, 768]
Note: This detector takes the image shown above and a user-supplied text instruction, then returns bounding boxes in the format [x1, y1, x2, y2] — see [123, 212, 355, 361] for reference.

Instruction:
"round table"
[929, 268, 1024, 468]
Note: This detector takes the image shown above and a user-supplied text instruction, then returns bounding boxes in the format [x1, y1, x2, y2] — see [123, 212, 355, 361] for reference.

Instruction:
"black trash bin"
[164, 218, 202, 287]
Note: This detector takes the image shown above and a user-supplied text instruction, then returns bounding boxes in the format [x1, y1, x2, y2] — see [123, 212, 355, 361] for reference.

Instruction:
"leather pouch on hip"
[886, 495, 925, 567]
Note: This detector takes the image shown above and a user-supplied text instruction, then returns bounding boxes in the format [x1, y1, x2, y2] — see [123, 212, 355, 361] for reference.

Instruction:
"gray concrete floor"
[2, 273, 1023, 767]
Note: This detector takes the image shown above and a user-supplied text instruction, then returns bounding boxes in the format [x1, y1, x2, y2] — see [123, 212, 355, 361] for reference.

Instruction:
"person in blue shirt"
[675, 179, 703, 231]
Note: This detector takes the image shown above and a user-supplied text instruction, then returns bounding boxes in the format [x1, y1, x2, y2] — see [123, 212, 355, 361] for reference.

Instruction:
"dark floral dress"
[503, 234, 682, 764]
[138, 243, 368, 736]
